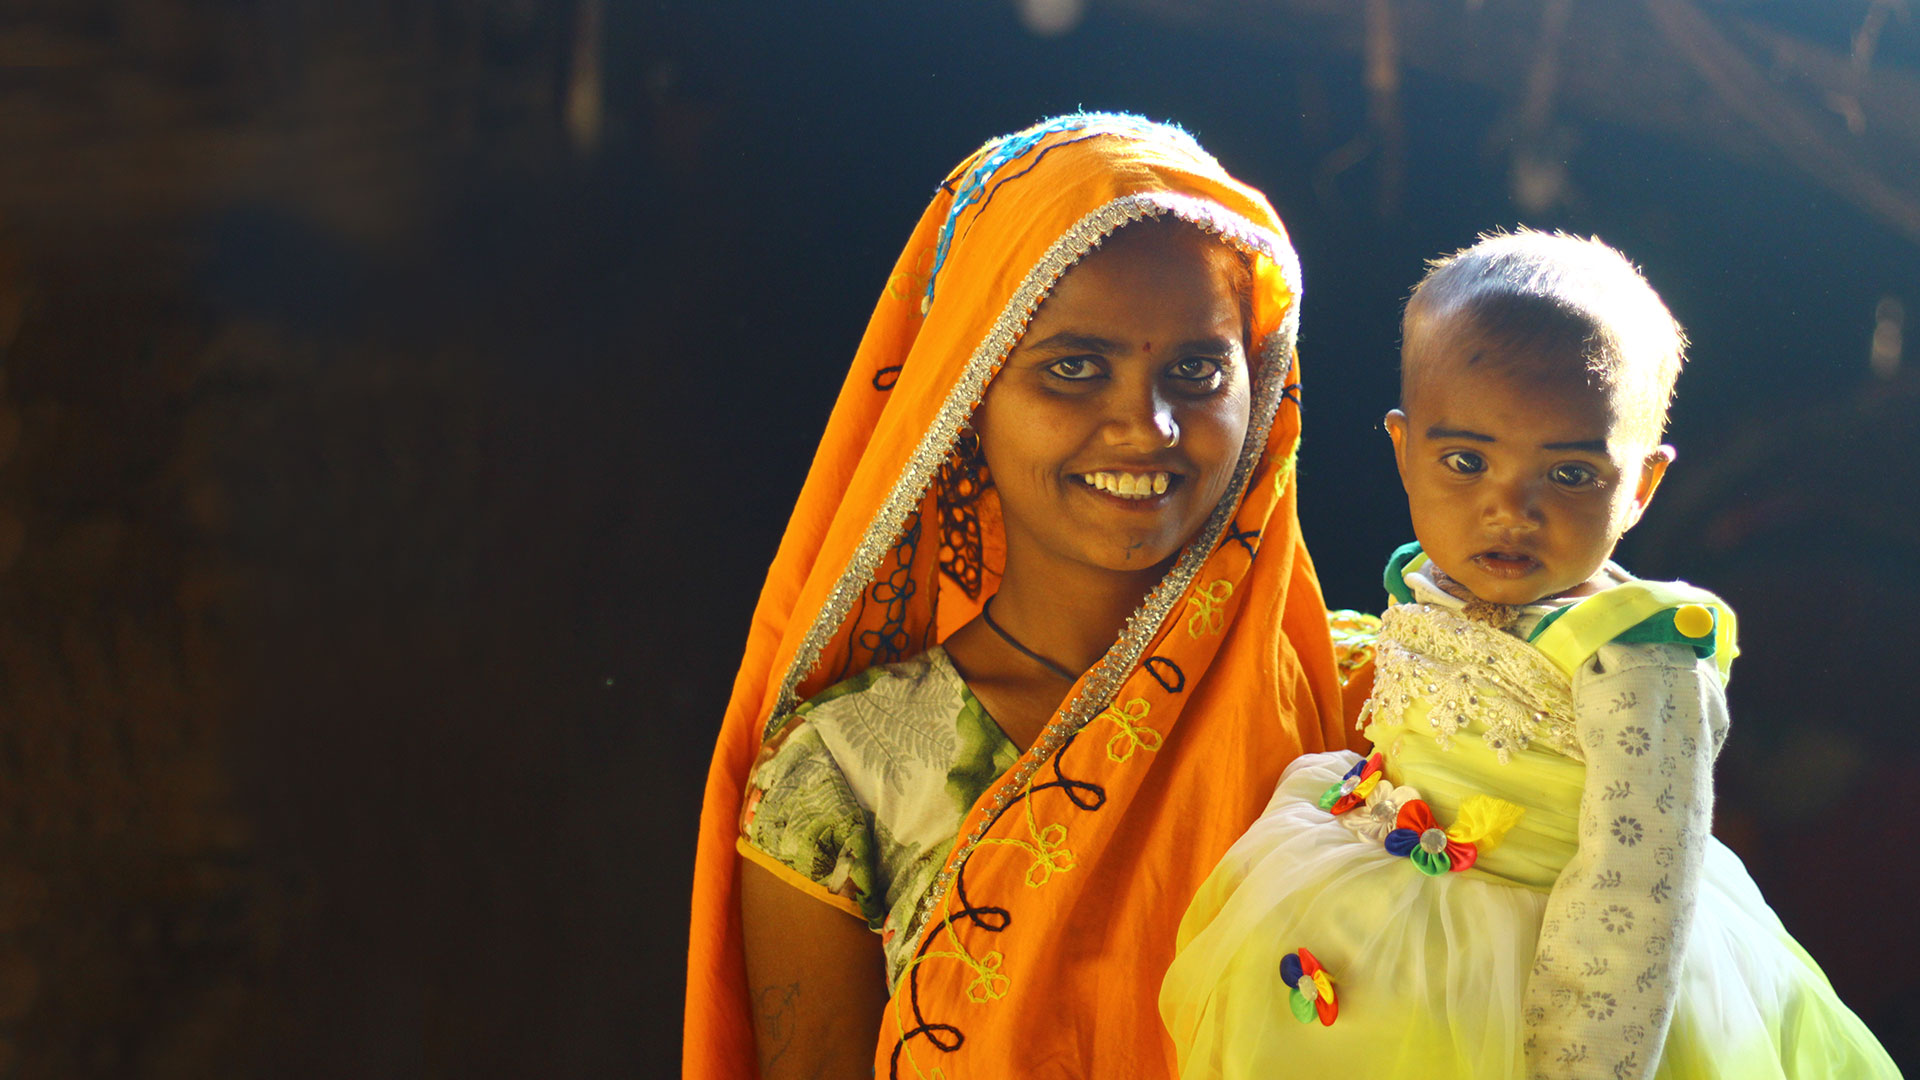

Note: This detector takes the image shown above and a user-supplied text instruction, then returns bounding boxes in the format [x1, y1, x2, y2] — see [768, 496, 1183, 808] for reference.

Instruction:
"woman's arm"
[739, 856, 890, 1080]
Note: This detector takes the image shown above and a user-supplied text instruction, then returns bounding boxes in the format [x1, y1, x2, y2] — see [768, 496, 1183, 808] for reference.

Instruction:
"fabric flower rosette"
[1280, 948, 1337, 1026]
[1321, 753, 1525, 875]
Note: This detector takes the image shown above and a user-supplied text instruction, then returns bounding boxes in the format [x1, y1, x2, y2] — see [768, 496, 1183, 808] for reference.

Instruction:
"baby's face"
[1385, 353, 1671, 606]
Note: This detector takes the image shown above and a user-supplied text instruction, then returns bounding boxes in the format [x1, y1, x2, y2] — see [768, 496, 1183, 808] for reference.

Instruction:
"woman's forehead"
[1026, 220, 1250, 334]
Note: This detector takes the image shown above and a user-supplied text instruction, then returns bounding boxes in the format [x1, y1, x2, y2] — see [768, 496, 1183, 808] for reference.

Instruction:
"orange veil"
[686, 114, 1357, 1078]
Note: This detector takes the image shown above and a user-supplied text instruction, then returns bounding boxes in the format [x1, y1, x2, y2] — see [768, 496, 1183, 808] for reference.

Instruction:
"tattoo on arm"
[754, 981, 801, 1071]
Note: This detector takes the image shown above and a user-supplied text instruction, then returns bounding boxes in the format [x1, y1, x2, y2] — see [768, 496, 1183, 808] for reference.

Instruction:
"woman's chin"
[1082, 536, 1188, 576]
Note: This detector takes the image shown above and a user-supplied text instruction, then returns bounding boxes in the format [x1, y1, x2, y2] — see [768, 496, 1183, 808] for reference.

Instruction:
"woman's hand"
[738, 856, 889, 1079]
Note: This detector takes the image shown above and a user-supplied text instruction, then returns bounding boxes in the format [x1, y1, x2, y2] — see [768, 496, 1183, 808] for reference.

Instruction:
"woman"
[685, 114, 1364, 1078]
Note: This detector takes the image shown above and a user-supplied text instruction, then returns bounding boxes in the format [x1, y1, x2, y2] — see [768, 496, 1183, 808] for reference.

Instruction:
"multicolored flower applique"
[1318, 752, 1385, 813]
[1280, 948, 1337, 1026]
[1340, 774, 1415, 843]
[1384, 794, 1527, 875]
[1322, 754, 1528, 874]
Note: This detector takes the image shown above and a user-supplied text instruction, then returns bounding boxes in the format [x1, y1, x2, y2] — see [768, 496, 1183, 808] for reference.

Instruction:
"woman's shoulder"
[792, 647, 971, 732]
[760, 646, 997, 790]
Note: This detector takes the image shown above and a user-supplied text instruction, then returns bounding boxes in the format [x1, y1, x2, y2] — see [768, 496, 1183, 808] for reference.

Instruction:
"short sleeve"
[737, 712, 880, 924]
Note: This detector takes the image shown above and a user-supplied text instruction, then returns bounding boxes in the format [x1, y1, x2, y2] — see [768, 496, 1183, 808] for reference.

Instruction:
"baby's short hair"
[1401, 229, 1686, 443]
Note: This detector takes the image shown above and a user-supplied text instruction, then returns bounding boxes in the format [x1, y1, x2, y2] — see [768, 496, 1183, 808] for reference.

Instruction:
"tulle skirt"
[1159, 752, 1899, 1080]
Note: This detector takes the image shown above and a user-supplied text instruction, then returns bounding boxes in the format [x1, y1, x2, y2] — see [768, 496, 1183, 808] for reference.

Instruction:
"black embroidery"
[1280, 382, 1302, 409]
[853, 509, 921, 672]
[888, 731, 1110, 1076]
[1036, 731, 1107, 812]
[873, 365, 903, 391]
[1224, 522, 1260, 559]
[1144, 656, 1186, 694]
[936, 452, 988, 600]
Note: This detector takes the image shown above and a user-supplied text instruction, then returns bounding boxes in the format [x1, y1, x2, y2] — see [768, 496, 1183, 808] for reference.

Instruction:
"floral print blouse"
[737, 647, 1019, 984]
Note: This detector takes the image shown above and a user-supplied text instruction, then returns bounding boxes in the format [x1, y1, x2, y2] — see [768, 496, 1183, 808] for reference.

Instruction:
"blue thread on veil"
[920, 113, 1204, 315]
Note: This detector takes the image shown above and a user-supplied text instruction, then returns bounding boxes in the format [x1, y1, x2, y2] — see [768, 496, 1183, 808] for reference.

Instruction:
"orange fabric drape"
[686, 114, 1362, 1079]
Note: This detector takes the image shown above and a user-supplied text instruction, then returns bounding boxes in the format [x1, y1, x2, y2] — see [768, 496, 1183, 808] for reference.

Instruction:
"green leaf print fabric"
[739, 647, 1019, 982]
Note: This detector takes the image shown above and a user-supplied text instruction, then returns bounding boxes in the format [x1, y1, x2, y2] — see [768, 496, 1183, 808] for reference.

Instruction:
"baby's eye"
[1549, 463, 1598, 488]
[1439, 450, 1486, 475]
[1047, 357, 1102, 381]
[1167, 357, 1223, 383]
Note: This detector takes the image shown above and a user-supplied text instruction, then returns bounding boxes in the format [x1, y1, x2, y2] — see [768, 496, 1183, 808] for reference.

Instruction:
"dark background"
[1, 0, 1916, 1075]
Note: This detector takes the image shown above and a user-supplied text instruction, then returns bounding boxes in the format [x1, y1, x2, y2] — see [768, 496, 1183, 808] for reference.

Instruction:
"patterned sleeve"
[736, 712, 881, 925]
[1522, 641, 1727, 1079]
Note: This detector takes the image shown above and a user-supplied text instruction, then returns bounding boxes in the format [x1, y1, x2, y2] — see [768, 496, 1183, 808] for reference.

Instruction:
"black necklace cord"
[980, 598, 1081, 682]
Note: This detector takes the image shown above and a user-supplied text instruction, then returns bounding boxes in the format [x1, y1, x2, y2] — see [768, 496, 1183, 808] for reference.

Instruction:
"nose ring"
[1165, 429, 1180, 449]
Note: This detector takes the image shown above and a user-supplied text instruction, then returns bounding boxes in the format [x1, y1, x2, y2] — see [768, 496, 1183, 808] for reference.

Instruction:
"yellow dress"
[1160, 555, 1899, 1079]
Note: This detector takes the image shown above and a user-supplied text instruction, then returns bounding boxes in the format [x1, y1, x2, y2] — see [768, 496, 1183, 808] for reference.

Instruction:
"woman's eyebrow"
[1171, 335, 1238, 354]
[1541, 438, 1609, 452]
[1021, 330, 1124, 354]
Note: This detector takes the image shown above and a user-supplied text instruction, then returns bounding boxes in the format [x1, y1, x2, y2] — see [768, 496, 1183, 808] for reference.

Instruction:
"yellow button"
[1674, 603, 1714, 639]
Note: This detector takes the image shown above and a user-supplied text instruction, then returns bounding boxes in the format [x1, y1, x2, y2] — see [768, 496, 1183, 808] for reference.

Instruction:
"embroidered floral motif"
[1097, 697, 1161, 762]
[1185, 579, 1233, 637]
[962, 949, 1010, 1003]
[978, 795, 1077, 888]
[886, 245, 938, 305]
[1279, 948, 1337, 1026]
[1271, 444, 1297, 500]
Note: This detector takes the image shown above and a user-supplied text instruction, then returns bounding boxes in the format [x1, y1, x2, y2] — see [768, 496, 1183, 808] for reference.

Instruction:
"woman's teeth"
[1080, 471, 1171, 498]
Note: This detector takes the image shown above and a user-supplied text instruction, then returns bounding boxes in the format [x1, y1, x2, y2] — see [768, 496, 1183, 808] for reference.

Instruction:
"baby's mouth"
[1470, 550, 1540, 577]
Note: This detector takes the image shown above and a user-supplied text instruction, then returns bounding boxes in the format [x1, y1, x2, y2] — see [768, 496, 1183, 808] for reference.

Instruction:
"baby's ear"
[1384, 410, 1412, 489]
[1627, 444, 1676, 524]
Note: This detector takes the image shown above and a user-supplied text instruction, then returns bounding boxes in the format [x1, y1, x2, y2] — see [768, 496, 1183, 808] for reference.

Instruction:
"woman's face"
[975, 222, 1253, 581]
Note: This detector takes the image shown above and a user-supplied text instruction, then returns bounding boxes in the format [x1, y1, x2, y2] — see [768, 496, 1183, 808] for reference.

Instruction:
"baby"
[1159, 230, 1897, 1079]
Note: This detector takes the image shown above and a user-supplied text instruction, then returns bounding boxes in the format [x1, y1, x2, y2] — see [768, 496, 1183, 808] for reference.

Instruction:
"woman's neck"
[986, 557, 1166, 676]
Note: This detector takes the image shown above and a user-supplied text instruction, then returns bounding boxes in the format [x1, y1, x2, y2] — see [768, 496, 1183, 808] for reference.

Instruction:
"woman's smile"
[1076, 469, 1177, 500]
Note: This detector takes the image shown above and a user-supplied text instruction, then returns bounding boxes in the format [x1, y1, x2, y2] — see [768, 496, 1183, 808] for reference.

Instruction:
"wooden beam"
[1101, 0, 1920, 242]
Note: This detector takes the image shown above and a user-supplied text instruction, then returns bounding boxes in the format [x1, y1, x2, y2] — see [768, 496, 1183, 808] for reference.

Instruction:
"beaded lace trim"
[1359, 602, 1582, 764]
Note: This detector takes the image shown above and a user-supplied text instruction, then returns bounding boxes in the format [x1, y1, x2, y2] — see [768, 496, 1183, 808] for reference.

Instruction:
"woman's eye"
[1046, 357, 1101, 381]
[1168, 357, 1223, 383]
[1439, 451, 1485, 475]
[1550, 463, 1598, 488]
